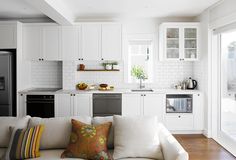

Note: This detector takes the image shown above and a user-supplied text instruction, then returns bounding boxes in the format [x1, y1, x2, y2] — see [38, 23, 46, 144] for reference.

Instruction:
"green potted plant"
[102, 61, 112, 70]
[111, 61, 119, 70]
[131, 65, 147, 89]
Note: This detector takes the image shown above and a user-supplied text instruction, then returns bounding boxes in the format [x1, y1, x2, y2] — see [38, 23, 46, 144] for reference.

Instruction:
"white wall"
[193, 10, 210, 137]
[31, 61, 62, 88]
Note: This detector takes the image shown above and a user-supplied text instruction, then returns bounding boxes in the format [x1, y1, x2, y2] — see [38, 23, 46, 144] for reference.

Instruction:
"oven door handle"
[27, 101, 54, 104]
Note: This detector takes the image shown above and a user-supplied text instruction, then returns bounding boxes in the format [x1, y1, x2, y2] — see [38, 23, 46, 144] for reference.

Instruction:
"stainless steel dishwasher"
[93, 93, 122, 117]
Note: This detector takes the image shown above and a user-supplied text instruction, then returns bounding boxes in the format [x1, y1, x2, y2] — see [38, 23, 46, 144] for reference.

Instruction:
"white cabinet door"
[23, 26, 42, 61]
[55, 94, 73, 117]
[0, 24, 16, 49]
[74, 94, 92, 116]
[42, 26, 61, 61]
[122, 94, 142, 116]
[143, 94, 165, 122]
[165, 114, 194, 130]
[102, 24, 122, 60]
[193, 93, 204, 130]
[18, 94, 26, 117]
[61, 26, 79, 61]
[81, 24, 101, 60]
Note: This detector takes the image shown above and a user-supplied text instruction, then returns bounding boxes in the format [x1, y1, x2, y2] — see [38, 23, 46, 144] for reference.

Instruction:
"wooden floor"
[174, 134, 236, 160]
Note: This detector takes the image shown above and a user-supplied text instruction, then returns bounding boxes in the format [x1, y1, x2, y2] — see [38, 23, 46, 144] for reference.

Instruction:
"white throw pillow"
[113, 115, 163, 160]
[28, 116, 91, 149]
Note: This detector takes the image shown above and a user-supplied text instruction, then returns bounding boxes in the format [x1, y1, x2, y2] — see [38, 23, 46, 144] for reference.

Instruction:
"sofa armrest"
[158, 123, 189, 160]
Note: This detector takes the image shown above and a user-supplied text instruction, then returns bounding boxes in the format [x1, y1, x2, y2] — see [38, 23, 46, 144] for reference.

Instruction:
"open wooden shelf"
[77, 69, 120, 72]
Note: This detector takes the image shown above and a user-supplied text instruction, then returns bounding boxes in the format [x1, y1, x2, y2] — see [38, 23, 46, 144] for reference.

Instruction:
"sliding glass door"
[219, 30, 236, 153]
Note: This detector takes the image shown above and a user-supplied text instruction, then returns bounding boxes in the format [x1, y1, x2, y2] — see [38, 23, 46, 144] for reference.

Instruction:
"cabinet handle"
[101, 58, 104, 60]
[78, 58, 81, 60]
[42, 58, 44, 61]
[178, 116, 181, 118]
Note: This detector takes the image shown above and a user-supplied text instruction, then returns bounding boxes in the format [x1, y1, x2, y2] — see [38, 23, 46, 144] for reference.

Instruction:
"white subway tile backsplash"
[62, 61, 193, 90]
[31, 61, 62, 88]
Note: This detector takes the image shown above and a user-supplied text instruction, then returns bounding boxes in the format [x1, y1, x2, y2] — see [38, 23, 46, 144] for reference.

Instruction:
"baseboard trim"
[170, 130, 203, 134]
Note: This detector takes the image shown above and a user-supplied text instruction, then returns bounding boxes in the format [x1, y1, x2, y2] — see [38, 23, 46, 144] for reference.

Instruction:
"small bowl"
[99, 84, 108, 88]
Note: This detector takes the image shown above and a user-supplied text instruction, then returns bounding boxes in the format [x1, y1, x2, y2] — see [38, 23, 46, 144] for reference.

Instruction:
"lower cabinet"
[18, 94, 26, 117]
[122, 93, 165, 122]
[164, 93, 204, 131]
[165, 114, 194, 130]
[55, 94, 92, 117]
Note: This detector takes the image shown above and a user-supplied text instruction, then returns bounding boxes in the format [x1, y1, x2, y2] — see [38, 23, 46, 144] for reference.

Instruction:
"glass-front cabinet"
[159, 23, 200, 61]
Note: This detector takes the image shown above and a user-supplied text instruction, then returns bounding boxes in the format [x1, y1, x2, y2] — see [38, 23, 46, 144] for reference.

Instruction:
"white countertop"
[18, 88, 202, 95]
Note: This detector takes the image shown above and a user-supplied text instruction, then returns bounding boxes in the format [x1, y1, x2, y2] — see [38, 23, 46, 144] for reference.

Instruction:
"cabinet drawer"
[165, 114, 194, 130]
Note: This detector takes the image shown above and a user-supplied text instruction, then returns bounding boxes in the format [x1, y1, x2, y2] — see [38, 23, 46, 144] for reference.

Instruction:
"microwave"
[166, 94, 192, 113]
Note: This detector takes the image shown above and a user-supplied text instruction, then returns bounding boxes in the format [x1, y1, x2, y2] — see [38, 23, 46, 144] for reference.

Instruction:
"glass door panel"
[184, 28, 197, 59]
[220, 30, 236, 142]
[166, 28, 180, 59]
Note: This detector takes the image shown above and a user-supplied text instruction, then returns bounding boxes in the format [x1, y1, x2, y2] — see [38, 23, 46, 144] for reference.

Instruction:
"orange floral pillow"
[61, 119, 112, 160]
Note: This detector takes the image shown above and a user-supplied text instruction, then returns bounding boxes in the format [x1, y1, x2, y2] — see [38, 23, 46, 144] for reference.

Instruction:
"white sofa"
[0, 116, 188, 160]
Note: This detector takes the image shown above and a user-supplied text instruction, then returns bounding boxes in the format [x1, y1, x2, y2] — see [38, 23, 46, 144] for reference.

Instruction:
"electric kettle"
[187, 77, 197, 90]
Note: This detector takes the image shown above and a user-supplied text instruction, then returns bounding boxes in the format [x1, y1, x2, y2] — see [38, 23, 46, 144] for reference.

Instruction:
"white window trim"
[123, 33, 157, 84]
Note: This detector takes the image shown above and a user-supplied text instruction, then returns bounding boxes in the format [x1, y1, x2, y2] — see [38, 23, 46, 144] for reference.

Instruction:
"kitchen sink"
[131, 89, 154, 92]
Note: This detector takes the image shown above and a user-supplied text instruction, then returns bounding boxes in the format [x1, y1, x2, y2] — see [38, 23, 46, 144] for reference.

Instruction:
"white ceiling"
[0, 0, 221, 21]
[0, 0, 45, 19]
[59, 0, 221, 20]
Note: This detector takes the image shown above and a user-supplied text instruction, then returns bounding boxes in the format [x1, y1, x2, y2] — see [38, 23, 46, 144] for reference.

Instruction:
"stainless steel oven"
[166, 94, 192, 113]
[26, 95, 55, 118]
[93, 94, 122, 117]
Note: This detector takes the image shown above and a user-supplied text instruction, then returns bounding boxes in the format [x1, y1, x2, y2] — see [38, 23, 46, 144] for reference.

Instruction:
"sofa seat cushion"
[27, 150, 153, 160]
[0, 116, 30, 147]
[28, 116, 92, 150]
[0, 148, 6, 158]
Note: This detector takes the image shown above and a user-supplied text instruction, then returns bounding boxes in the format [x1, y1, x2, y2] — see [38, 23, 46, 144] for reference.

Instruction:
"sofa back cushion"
[92, 116, 114, 149]
[113, 116, 163, 160]
[0, 116, 30, 148]
[28, 116, 91, 149]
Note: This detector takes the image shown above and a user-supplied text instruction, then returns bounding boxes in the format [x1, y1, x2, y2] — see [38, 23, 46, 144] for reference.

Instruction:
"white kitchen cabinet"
[42, 26, 61, 61]
[102, 24, 122, 61]
[165, 114, 194, 130]
[159, 22, 200, 61]
[81, 24, 102, 61]
[164, 93, 204, 132]
[122, 93, 165, 121]
[122, 94, 142, 116]
[23, 24, 61, 61]
[0, 23, 16, 49]
[55, 94, 73, 117]
[55, 94, 92, 117]
[193, 93, 204, 130]
[61, 26, 80, 61]
[143, 94, 165, 122]
[23, 26, 42, 61]
[74, 94, 92, 117]
[18, 94, 26, 117]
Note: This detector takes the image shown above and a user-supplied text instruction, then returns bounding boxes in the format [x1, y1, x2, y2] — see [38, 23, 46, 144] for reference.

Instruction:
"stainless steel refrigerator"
[0, 51, 16, 116]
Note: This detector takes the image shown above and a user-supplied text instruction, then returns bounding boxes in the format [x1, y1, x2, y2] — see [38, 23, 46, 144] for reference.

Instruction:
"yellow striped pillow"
[5, 125, 44, 160]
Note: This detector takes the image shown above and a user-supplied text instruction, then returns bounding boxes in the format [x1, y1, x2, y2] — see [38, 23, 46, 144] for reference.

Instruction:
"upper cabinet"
[22, 23, 122, 61]
[42, 26, 61, 61]
[81, 24, 102, 61]
[61, 26, 80, 61]
[0, 22, 17, 49]
[159, 22, 200, 61]
[102, 24, 122, 61]
[23, 24, 61, 61]
[23, 26, 41, 61]
[81, 23, 122, 61]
